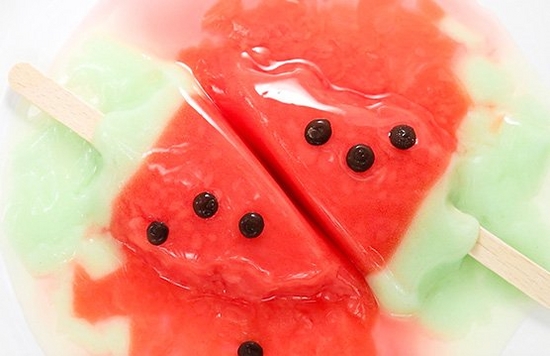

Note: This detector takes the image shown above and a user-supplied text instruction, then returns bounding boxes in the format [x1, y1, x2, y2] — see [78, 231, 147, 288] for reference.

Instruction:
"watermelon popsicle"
[7, 39, 394, 354]
[140, 0, 550, 308]
[3, 0, 550, 354]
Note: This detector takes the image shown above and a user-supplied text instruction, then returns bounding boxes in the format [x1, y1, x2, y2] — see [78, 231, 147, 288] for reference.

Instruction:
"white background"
[1, 0, 550, 354]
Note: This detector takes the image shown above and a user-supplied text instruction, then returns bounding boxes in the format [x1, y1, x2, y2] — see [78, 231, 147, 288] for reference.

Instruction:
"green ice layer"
[5, 37, 190, 273]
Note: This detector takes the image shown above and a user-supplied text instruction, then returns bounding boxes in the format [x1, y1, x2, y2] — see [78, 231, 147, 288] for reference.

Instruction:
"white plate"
[1, 0, 549, 354]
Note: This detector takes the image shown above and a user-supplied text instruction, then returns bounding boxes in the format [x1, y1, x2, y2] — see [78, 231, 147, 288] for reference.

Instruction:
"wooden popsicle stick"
[7, 63, 550, 308]
[469, 227, 550, 308]
[8, 62, 102, 142]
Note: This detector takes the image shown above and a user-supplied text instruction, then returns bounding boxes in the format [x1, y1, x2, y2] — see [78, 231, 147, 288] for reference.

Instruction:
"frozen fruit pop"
[105, 0, 550, 308]
[177, 0, 468, 275]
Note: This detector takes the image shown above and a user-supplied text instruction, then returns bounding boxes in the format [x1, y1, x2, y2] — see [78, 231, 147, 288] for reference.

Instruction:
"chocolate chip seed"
[305, 119, 332, 145]
[389, 124, 417, 150]
[238, 341, 264, 356]
[193, 192, 219, 219]
[147, 221, 169, 245]
[346, 144, 375, 172]
[239, 212, 265, 238]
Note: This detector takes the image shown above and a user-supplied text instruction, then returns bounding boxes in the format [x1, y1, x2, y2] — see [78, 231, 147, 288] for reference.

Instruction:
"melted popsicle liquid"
[3, 0, 550, 355]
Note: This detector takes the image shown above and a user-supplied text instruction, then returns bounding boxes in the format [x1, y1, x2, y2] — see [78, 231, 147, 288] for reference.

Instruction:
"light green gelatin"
[4, 35, 191, 353]
[369, 52, 550, 348]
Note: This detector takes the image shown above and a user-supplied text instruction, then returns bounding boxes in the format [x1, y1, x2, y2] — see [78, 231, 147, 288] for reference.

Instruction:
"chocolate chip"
[239, 213, 264, 238]
[389, 124, 416, 149]
[346, 144, 375, 172]
[305, 119, 332, 145]
[238, 341, 263, 356]
[193, 192, 219, 219]
[147, 221, 169, 245]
